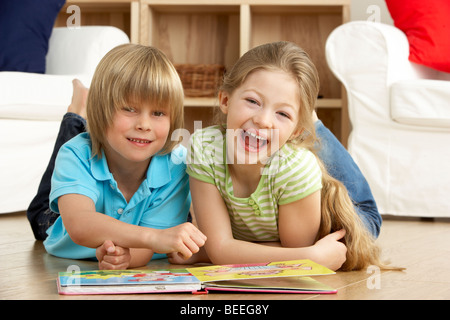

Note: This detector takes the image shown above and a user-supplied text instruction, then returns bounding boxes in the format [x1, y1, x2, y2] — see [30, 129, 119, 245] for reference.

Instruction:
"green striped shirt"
[186, 126, 322, 242]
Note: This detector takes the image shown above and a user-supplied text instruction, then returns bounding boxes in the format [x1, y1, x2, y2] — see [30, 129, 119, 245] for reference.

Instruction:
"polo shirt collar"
[89, 150, 172, 189]
[90, 150, 113, 181]
[147, 154, 171, 189]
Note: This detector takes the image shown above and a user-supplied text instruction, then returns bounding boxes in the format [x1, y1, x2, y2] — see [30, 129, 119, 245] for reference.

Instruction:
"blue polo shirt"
[43, 133, 191, 260]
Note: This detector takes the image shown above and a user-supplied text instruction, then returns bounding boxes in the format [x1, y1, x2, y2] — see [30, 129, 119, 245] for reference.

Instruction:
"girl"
[182, 41, 386, 271]
[27, 44, 206, 269]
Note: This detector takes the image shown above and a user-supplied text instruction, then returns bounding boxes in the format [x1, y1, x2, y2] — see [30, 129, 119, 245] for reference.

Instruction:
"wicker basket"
[175, 64, 225, 97]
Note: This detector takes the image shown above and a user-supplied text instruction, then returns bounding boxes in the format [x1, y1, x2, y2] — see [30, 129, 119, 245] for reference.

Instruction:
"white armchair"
[326, 21, 450, 218]
[0, 26, 129, 214]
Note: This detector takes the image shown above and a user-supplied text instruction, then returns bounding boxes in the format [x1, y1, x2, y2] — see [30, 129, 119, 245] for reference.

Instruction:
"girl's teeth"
[247, 131, 267, 141]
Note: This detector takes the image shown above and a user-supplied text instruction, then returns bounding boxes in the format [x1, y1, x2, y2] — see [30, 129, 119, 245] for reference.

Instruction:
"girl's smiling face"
[219, 69, 302, 165]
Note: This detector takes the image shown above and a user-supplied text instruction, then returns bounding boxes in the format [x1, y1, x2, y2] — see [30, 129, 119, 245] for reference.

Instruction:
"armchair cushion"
[386, 0, 450, 73]
[0, 0, 65, 73]
[391, 80, 450, 128]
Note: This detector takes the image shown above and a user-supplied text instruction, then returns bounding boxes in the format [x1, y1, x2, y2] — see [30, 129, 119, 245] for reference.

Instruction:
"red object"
[386, 0, 450, 72]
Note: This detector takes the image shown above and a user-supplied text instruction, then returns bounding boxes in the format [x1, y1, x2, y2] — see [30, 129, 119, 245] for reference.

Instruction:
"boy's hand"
[96, 240, 131, 270]
[149, 222, 207, 260]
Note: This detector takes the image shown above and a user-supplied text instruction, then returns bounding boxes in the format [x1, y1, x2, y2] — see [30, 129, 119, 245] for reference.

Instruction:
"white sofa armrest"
[0, 72, 92, 120]
[46, 26, 130, 76]
[326, 21, 418, 128]
[326, 21, 416, 84]
[326, 21, 450, 128]
[391, 79, 450, 128]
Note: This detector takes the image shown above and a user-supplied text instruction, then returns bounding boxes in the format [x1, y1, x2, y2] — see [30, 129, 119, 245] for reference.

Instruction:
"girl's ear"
[290, 127, 310, 143]
[290, 127, 304, 141]
[218, 91, 229, 115]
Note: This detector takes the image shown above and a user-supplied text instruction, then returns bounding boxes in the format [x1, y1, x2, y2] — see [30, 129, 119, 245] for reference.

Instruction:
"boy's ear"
[218, 91, 229, 114]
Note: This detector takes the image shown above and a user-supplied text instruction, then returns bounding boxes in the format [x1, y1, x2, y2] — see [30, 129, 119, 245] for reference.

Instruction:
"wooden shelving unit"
[55, 0, 140, 43]
[55, 0, 350, 143]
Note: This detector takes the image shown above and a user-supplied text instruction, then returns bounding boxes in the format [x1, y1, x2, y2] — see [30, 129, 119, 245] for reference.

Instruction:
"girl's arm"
[190, 177, 347, 270]
[278, 190, 321, 248]
[58, 193, 206, 260]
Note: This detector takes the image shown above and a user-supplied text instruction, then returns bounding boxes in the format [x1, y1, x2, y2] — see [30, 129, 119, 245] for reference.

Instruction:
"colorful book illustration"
[57, 269, 200, 295]
[57, 259, 336, 295]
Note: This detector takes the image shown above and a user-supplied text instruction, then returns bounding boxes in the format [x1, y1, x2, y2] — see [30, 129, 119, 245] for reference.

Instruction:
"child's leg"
[314, 113, 382, 238]
[27, 80, 88, 240]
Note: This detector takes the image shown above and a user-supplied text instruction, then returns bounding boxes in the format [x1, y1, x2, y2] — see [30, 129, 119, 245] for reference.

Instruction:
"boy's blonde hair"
[87, 44, 184, 158]
[220, 41, 396, 271]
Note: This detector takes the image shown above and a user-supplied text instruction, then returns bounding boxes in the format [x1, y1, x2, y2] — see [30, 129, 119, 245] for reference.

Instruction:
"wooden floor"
[1, 211, 450, 301]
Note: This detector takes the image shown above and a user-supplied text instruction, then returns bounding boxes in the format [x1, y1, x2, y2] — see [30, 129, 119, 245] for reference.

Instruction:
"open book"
[57, 259, 336, 295]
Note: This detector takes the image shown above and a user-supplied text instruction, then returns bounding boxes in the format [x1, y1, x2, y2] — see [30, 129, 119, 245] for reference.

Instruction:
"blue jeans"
[315, 120, 382, 238]
[27, 113, 86, 240]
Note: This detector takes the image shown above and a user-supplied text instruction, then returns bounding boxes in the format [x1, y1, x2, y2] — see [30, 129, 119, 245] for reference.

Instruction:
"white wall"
[350, 0, 394, 25]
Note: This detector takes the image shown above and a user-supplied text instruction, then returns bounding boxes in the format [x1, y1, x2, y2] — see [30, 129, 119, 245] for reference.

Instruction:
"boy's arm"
[190, 177, 347, 271]
[58, 193, 206, 259]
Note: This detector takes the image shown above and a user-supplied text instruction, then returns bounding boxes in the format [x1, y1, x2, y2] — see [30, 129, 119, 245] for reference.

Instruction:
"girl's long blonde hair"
[219, 41, 396, 271]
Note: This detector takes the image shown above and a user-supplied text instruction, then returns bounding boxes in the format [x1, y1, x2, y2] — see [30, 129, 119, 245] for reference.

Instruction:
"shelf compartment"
[56, 0, 138, 41]
[247, 5, 343, 99]
[141, 4, 240, 68]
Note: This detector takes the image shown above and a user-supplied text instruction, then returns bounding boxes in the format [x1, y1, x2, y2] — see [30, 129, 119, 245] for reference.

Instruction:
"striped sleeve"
[186, 126, 224, 185]
[276, 148, 322, 205]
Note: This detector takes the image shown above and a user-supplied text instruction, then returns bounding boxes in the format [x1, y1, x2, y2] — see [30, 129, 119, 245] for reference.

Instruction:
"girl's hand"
[311, 229, 347, 271]
[168, 246, 210, 265]
[148, 222, 207, 259]
[96, 240, 131, 270]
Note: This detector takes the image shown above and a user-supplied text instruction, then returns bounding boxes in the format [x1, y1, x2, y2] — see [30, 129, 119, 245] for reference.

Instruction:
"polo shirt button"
[252, 204, 258, 210]
[255, 210, 260, 215]
[249, 199, 255, 205]
[117, 208, 124, 214]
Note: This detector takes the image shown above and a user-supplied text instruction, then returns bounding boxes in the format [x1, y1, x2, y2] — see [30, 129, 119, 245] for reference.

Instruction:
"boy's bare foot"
[67, 79, 88, 119]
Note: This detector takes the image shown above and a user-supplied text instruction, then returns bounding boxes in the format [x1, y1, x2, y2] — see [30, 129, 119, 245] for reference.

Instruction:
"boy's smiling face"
[103, 101, 171, 169]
